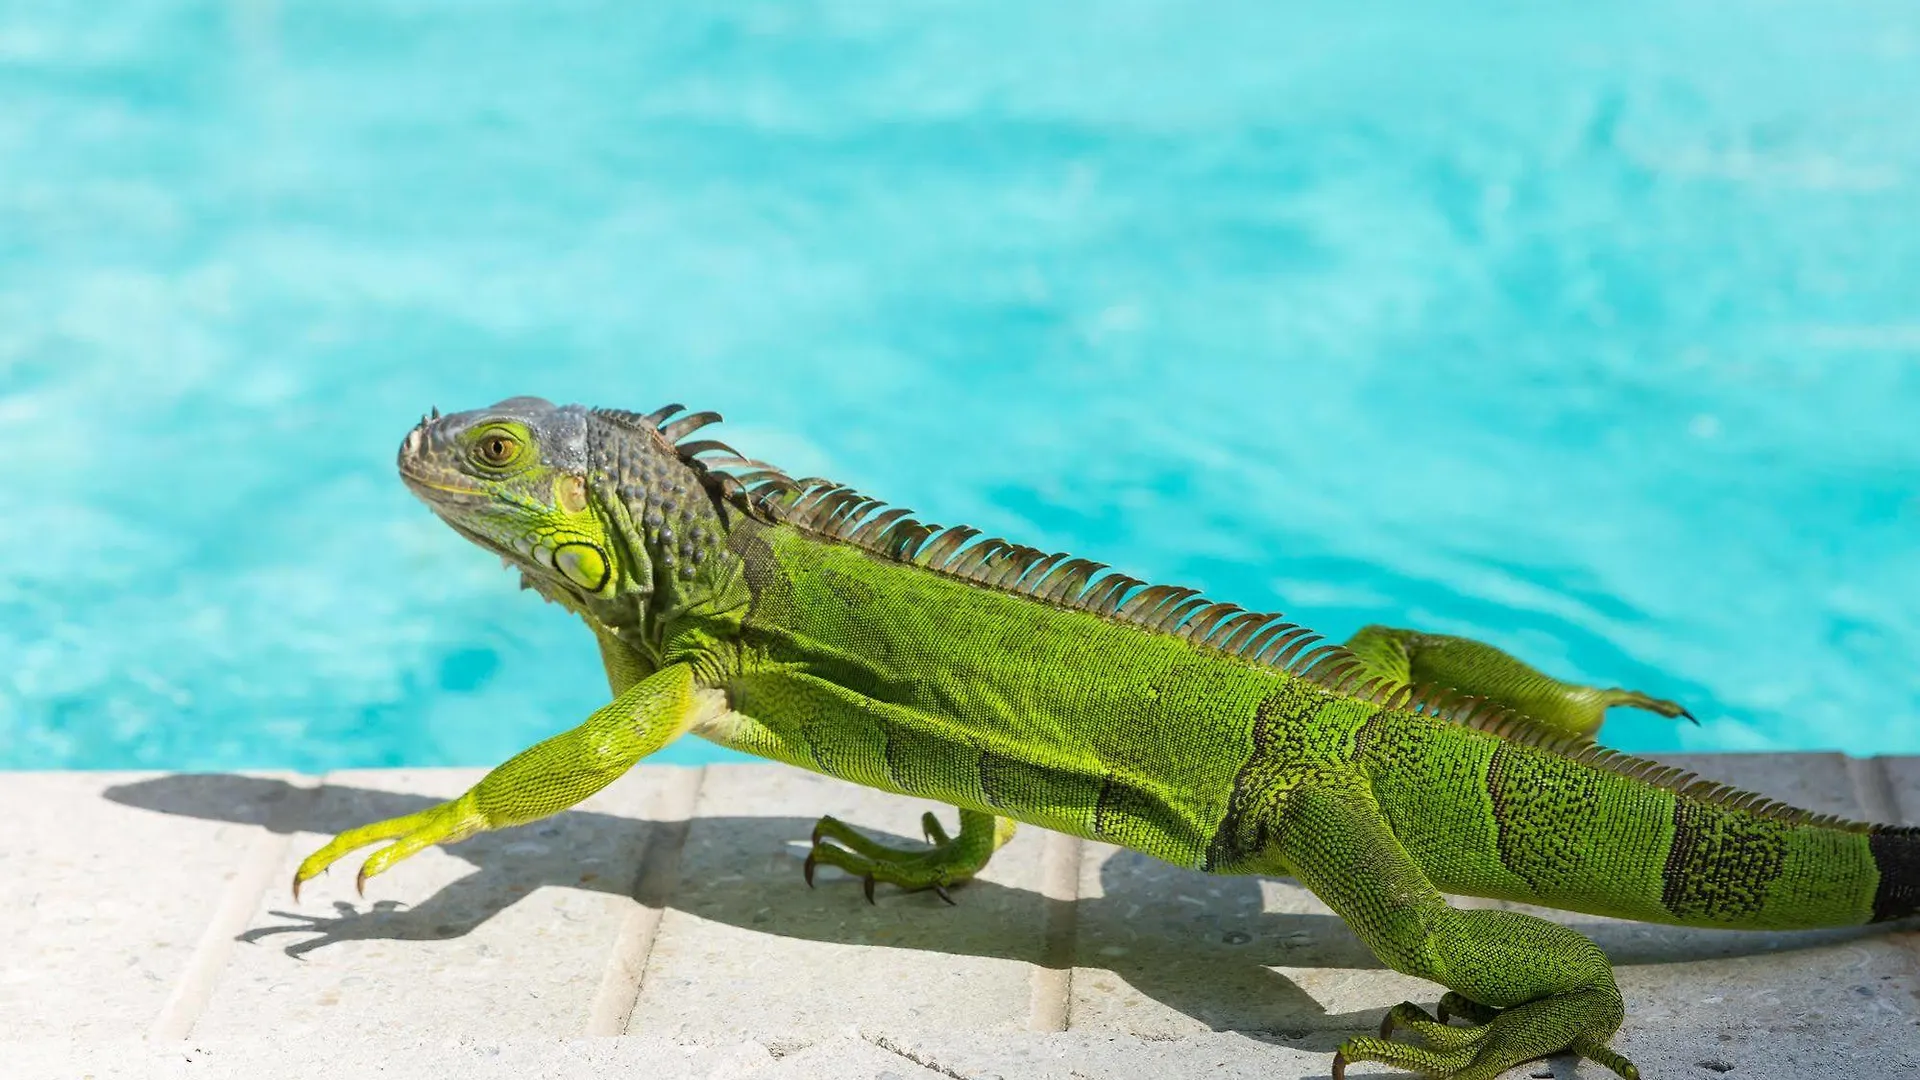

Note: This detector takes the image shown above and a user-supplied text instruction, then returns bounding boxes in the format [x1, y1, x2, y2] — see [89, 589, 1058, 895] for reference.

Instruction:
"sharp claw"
[803, 852, 817, 888]
[1331, 1050, 1348, 1080]
[1681, 707, 1699, 725]
[932, 884, 956, 906]
[862, 874, 877, 905]
[355, 864, 370, 898]
[291, 873, 303, 903]
[811, 820, 825, 845]
[430, 406, 440, 420]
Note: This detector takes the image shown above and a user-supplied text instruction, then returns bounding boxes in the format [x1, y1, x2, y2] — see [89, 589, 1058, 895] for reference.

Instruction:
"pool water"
[4, 3, 1918, 771]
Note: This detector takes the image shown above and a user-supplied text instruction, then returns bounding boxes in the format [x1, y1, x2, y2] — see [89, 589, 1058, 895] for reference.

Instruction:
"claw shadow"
[103, 772, 1891, 1044]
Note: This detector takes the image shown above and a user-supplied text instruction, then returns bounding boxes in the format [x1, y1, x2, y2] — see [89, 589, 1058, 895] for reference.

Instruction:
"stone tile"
[1882, 755, 1920, 825]
[1656, 752, 1860, 818]
[756, 1034, 955, 1078]
[1613, 1013, 1920, 1080]
[626, 765, 1049, 1040]
[878, 1030, 1335, 1080]
[7, 754, 1915, 1077]
[11, 1025, 1917, 1080]
[0, 770, 309, 1041]
[187, 765, 689, 1039]
[2, 1036, 783, 1080]
[4, 1033, 977, 1080]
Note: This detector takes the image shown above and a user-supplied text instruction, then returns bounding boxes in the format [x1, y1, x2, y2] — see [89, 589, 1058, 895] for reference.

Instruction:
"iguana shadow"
[103, 772, 1889, 1047]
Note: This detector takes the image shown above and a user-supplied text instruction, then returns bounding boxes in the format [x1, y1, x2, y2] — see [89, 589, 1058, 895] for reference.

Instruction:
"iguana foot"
[1380, 1001, 1483, 1050]
[1336, 991, 1638, 1080]
[1602, 688, 1696, 725]
[293, 793, 486, 900]
[801, 809, 1011, 903]
[1340, 625, 1695, 739]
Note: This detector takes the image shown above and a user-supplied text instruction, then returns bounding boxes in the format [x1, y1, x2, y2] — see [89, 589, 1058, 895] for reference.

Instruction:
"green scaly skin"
[1341, 625, 1695, 741]
[295, 399, 1919, 1080]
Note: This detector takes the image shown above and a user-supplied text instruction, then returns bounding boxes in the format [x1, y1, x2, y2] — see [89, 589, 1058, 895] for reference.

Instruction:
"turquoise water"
[4, 3, 1919, 771]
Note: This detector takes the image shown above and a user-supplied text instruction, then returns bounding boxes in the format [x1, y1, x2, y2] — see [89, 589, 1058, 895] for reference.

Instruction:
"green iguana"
[294, 398, 1918, 1080]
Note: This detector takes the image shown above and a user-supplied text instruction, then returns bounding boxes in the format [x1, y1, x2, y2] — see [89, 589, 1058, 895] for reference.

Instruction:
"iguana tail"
[1363, 711, 1920, 930]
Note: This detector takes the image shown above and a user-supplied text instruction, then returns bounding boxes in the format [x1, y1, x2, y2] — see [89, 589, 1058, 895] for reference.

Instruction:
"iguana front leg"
[1260, 777, 1637, 1080]
[293, 661, 716, 897]
[805, 807, 1017, 903]
[1344, 624, 1691, 740]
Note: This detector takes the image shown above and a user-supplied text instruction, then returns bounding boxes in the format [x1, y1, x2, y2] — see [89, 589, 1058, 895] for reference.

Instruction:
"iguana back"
[714, 515, 1917, 933]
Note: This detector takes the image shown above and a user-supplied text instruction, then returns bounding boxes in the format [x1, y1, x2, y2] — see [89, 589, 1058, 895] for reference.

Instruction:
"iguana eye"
[473, 431, 522, 468]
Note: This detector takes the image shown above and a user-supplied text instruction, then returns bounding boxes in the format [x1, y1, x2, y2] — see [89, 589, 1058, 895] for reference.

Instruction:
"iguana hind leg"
[1270, 778, 1637, 1080]
[805, 808, 1015, 903]
[1344, 624, 1691, 740]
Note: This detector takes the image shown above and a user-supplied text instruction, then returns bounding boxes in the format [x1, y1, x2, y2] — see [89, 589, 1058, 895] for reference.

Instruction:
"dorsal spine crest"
[628, 401, 1918, 837]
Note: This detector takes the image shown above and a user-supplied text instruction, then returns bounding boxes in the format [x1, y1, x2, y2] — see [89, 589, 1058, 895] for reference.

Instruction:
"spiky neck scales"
[583, 407, 751, 637]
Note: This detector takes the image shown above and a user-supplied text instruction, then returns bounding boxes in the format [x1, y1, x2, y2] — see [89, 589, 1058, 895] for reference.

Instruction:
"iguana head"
[398, 397, 623, 602]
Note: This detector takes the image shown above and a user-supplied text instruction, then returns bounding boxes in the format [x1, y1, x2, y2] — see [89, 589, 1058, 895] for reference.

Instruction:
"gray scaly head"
[397, 397, 629, 606]
[396, 397, 747, 636]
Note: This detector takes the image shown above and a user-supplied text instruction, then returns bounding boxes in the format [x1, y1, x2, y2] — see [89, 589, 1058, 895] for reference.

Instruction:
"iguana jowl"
[295, 398, 1918, 1080]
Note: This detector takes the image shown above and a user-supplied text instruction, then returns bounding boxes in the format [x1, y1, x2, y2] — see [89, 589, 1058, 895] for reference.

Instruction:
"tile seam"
[1028, 829, 1082, 1032]
[585, 764, 706, 1037]
[147, 771, 321, 1041]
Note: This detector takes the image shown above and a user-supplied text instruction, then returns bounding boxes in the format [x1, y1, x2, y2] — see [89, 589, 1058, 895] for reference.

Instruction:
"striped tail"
[1633, 789, 1919, 929]
[1366, 710, 1920, 931]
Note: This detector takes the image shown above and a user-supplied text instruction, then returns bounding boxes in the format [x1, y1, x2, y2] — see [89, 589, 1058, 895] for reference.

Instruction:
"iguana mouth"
[399, 470, 487, 499]
[397, 418, 490, 503]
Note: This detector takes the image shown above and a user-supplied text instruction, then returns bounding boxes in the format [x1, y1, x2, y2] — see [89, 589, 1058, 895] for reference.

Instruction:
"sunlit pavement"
[3, 757, 1916, 1079]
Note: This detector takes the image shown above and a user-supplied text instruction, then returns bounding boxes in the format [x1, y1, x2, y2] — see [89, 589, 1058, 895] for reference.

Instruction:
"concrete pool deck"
[3, 756, 1917, 1079]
